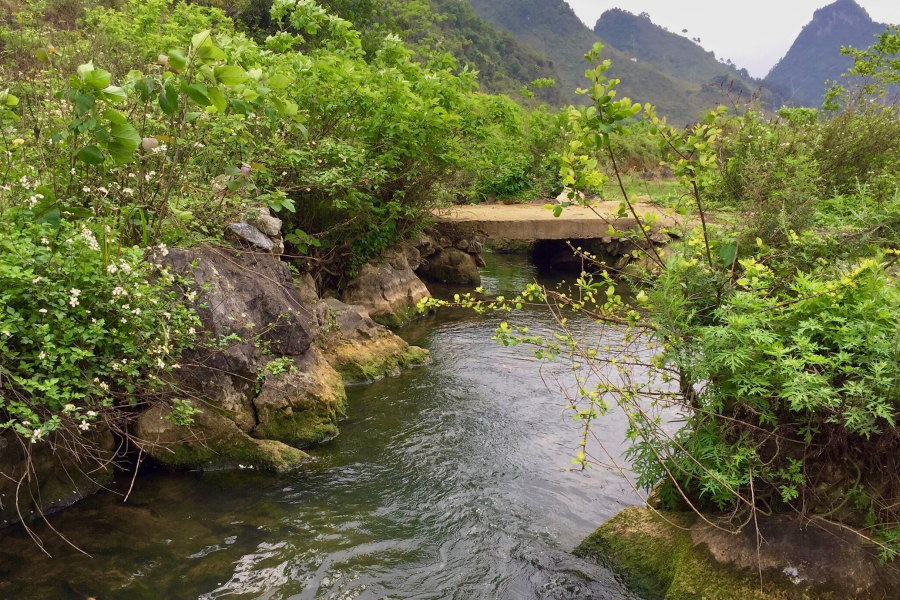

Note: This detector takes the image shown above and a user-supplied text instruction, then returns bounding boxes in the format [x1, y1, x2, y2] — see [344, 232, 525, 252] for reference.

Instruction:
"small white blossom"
[63, 404, 75, 412]
[38, 351, 46, 360]
[106, 263, 118, 274]
[79, 421, 90, 431]
[87, 410, 97, 417]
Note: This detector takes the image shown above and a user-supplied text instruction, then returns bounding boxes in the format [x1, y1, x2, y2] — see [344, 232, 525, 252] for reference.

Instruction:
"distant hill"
[464, 0, 766, 124]
[593, 9, 753, 88]
[765, 0, 888, 106]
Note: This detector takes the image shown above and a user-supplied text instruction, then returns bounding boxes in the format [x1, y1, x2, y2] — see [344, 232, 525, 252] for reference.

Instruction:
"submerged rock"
[0, 428, 115, 527]
[314, 298, 430, 383]
[576, 506, 900, 600]
[341, 246, 431, 328]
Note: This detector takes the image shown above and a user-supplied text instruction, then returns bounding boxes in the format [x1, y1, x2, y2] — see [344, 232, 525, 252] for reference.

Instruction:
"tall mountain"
[464, 0, 761, 124]
[765, 0, 887, 106]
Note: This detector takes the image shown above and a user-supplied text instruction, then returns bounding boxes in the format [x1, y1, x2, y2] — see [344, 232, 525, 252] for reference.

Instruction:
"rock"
[135, 246, 346, 470]
[246, 209, 283, 237]
[576, 506, 900, 600]
[417, 248, 481, 285]
[251, 348, 346, 447]
[271, 235, 284, 256]
[474, 254, 486, 268]
[0, 428, 114, 527]
[225, 222, 274, 252]
[341, 250, 431, 328]
[455, 239, 470, 251]
[314, 298, 430, 383]
[135, 403, 307, 471]
[413, 233, 439, 259]
[294, 272, 319, 304]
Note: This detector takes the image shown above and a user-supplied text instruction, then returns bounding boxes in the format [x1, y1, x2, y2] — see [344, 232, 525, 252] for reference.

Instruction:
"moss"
[576, 507, 800, 600]
[485, 239, 535, 254]
[252, 407, 342, 448]
[327, 337, 430, 384]
[154, 433, 308, 472]
[370, 306, 419, 329]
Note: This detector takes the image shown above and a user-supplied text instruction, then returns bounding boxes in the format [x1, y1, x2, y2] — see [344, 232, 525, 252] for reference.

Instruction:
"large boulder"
[134, 246, 345, 470]
[314, 298, 430, 383]
[416, 247, 481, 285]
[576, 506, 900, 600]
[341, 246, 431, 328]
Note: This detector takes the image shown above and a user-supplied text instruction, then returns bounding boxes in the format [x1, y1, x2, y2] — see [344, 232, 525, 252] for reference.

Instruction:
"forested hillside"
[464, 0, 757, 124]
[765, 0, 888, 106]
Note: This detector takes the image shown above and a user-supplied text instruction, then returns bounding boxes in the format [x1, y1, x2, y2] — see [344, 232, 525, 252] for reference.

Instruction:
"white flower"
[87, 410, 97, 417]
[119, 260, 132, 273]
[163, 311, 171, 320]
[38, 351, 46, 360]
[123, 187, 133, 196]
[112, 362, 121, 371]
[106, 263, 118, 274]
[172, 363, 181, 369]
[70, 288, 81, 296]
[97, 187, 109, 195]
[79, 421, 90, 431]
[63, 404, 75, 412]
[156, 243, 169, 256]
[156, 358, 165, 368]
[2, 330, 10, 336]
[132, 308, 141, 315]
[188, 327, 196, 335]
[38, 308, 47, 314]
[69, 297, 79, 307]
[186, 291, 197, 302]
[80, 227, 99, 250]
[41, 237, 49, 245]
[121, 317, 127, 323]
[82, 186, 91, 193]
[99, 382, 109, 391]
[32, 277, 41, 283]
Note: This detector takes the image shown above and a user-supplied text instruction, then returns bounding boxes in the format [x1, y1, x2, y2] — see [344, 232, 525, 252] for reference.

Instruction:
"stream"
[0, 253, 649, 600]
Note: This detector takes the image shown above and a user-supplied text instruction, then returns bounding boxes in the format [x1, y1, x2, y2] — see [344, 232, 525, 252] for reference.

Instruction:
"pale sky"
[566, 1, 900, 78]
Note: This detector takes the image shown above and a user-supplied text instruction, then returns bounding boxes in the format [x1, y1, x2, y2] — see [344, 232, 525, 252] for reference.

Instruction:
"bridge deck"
[435, 202, 678, 240]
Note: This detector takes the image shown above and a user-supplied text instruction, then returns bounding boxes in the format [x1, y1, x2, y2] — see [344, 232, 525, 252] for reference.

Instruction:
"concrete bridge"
[434, 201, 679, 241]
[434, 201, 681, 271]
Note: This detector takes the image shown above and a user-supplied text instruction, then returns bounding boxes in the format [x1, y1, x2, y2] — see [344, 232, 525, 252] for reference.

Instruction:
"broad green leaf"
[77, 145, 105, 165]
[214, 65, 248, 86]
[207, 86, 227, 112]
[191, 30, 213, 50]
[101, 86, 127, 104]
[35, 48, 49, 62]
[184, 82, 211, 107]
[167, 49, 187, 72]
[197, 45, 226, 61]
[107, 122, 141, 164]
[83, 68, 111, 90]
[267, 73, 294, 89]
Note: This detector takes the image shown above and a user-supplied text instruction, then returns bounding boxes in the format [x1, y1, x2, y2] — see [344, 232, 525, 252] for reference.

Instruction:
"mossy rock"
[576, 507, 900, 600]
[136, 403, 308, 472]
[327, 336, 430, 384]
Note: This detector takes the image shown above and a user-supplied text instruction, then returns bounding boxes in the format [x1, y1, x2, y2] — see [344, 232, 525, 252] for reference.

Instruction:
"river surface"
[0, 254, 649, 600]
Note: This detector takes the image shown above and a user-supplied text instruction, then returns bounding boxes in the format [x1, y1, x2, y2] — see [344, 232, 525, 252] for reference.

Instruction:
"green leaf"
[82, 68, 111, 90]
[167, 49, 187, 72]
[34, 48, 49, 62]
[101, 86, 127, 103]
[719, 243, 737, 267]
[267, 73, 294, 89]
[191, 30, 213, 50]
[184, 82, 211, 107]
[553, 205, 563, 218]
[197, 45, 226, 62]
[77, 145, 105, 165]
[214, 65, 248, 87]
[101, 108, 127, 124]
[207, 86, 226, 112]
[106, 122, 141, 164]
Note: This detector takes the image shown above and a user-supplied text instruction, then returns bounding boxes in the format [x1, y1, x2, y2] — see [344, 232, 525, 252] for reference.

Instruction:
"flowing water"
[0, 254, 650, 600]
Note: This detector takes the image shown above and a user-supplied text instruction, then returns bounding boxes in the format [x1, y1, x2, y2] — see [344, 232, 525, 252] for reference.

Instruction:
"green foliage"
[0, 214, 201, 438]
